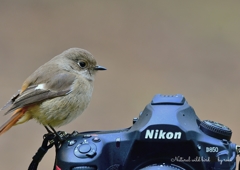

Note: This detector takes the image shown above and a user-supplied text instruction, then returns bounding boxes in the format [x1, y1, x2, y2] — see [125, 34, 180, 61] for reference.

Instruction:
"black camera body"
[55, 94, 237, 170]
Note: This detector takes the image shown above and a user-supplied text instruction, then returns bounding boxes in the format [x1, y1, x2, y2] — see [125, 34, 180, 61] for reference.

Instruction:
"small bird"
[0, 48, 106, 136]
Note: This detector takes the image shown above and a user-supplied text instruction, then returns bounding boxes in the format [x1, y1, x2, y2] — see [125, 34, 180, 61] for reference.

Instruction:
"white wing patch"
[35, 84, 46, 90]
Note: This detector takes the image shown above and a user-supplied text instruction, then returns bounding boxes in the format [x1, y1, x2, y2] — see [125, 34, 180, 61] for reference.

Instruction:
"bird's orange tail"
[0, 108, 25, 135]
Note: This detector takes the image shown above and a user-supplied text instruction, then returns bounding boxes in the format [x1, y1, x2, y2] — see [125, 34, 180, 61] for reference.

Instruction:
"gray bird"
[0, 48, 106, 135]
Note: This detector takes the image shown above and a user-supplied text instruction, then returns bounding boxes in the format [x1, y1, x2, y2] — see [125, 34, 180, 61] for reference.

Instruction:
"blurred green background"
[0, 1, 240, 169]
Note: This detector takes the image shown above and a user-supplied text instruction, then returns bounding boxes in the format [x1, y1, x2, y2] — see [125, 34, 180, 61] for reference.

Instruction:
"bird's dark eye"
[78, 61, 87, 68]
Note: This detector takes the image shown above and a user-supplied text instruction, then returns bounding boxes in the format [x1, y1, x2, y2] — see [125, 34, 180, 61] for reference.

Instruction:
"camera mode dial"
[199, 120, 232, 140]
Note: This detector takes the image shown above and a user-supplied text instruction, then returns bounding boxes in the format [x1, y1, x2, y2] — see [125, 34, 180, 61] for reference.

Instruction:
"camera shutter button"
[78, 144, 91, 153]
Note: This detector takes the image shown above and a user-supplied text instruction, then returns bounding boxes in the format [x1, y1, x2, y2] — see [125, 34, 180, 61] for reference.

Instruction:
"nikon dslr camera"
[55, 94, 239, 170]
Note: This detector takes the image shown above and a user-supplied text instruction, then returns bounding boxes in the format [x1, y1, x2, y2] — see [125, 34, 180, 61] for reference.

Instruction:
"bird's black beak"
[94, 65, 107, 71]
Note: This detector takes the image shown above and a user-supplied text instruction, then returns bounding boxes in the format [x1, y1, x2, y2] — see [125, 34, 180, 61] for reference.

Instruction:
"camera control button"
[85, 143, 97, 158]
[68, 140, 77, 146]
[78, 144, 91, 153]
[72, 166, 96, 170]
[92, 137, 101, 142]
[74, 148, 85, 158]
[86, 149, 96, 158]
[83, 134, 92, 138]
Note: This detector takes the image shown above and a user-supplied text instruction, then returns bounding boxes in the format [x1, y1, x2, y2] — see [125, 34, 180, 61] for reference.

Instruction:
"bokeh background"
[0, 1, 240, 169]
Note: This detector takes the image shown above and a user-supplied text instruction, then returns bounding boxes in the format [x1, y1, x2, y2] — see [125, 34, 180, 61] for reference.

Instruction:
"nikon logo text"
[145, 129, 182, 139]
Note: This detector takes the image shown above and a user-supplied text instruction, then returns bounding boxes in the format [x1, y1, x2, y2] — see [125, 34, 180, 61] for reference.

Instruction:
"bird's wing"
[0, 92, 20, 111]
[2, 72, 76, 115]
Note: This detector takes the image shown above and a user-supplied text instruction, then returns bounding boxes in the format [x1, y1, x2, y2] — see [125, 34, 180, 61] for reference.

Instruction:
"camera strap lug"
[28, 131, 69, 170]
[236, 145, 240, 155]
[236, 145, 240, 170]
